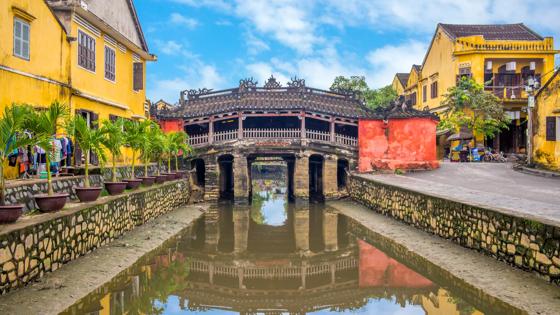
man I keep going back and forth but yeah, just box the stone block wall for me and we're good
[348,175,560,284]
[5,176,104,212]
[0,180,190,294]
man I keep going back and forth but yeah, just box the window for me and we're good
[104,46,116,81]
[546,117,557,141]
[410,92,417,106]
[78,30,96,71]
[422,85,427,103]
[13,18,30,60]
[133,62,143,91]
[430,81,438,99]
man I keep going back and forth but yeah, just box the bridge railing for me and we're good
[187,128,357,148]
[243,128,300,139]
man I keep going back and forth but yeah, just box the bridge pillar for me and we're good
[233,153,250,202]
[323,210,338,252]
[233,209,249,253]
[323,154,339,199]
[204,158,219,201]
[293,208,310,252]
[204,211,220,251]
[294,153,309,199]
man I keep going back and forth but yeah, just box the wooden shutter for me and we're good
[546,117,557,141]
[133,62,143,91]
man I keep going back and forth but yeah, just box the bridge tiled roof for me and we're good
[159,77,438,120]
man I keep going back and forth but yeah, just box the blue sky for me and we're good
[135,0,560,103]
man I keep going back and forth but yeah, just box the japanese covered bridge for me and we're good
[156,76,438,202]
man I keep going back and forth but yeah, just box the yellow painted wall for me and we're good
[392,75,405,96]
[421,288,484,315]
[69,20,147,121]
[0,0,71,108]
[534,72,560,169]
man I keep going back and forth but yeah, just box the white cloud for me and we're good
[234,1,320,54]
[245,32,270,55]
[154,40,183,56]
[170,13,199,29]
[366,40,429,87]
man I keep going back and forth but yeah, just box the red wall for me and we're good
[160,119,183,133]
[358,118,439,172]
[358,240,433,288]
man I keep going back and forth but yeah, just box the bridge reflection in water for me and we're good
[60,176,500,315]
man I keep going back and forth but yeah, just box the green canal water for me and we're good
[60,169,522,315]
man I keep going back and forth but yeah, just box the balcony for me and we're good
[187,128,358,148]
[484,86,528,100]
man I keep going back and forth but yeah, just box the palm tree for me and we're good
[169,131,192,173]
[138,120,157,178]
[100,118,125,182]
[66,115,106,187]
[149,126,166,176]
[25,101,70,195]
[0,104,34,206]
[123,119,144,179]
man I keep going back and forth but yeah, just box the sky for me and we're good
[134,0,560,104]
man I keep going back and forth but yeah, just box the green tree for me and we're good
[124,119,145,179]
[100,118,125,182]
[167,131,192,172]
[137,119,157,177]
[26,101,70,195]
[66,115,107,187]
[330,76,397,109]
[149,126,166,176]
[439,77,510,146]
[0,104,34,204]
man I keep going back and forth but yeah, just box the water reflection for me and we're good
[61,173,520,315]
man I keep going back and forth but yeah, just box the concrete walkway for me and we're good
[357,162,560,225]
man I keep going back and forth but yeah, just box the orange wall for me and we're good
[358,118,439,172]
[160,119,183,133]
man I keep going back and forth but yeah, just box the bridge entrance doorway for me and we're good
[218,155,234,200]
[248,155,294,203]
[309,154,324,201]
[191,158,205,187]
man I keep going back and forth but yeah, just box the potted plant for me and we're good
[169,131,192,179]
[162,132,177,180]
[26,101,70,212]
[150,126,168,184]
[66,115,107,202]
[122,120,143,190]
[100,118,127,195]
[0,104,34,222]
[138,120,157,186]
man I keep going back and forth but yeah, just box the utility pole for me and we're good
[525,76,539,166]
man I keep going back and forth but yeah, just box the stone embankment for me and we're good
[0,179,190,294]
[348,174,560,284]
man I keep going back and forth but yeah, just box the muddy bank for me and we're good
[0,204,207,315]
[329,200,560,315]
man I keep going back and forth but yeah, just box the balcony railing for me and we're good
[484,86,527,100]
[187,128,357,148]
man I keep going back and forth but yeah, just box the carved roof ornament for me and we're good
[187,88,213,98]
[263,75,282,89]
[239,77,258,92]
[287,76,306,91]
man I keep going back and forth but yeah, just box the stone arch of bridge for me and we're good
[190,158,206,187]
[218,154,235,200]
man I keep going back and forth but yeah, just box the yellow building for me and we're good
[404,23,557,154]
[533,68,560,170]
[46,0,156,124]
[1,0,156,173]
[0,0,72,108]
[391,73,409,97]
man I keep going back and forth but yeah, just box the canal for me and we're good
[55,164,526,315]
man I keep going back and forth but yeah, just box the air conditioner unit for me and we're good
[530,61,536,70]
[80,1,88,10]
[486,61,492,71]
[506,61,516,71]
